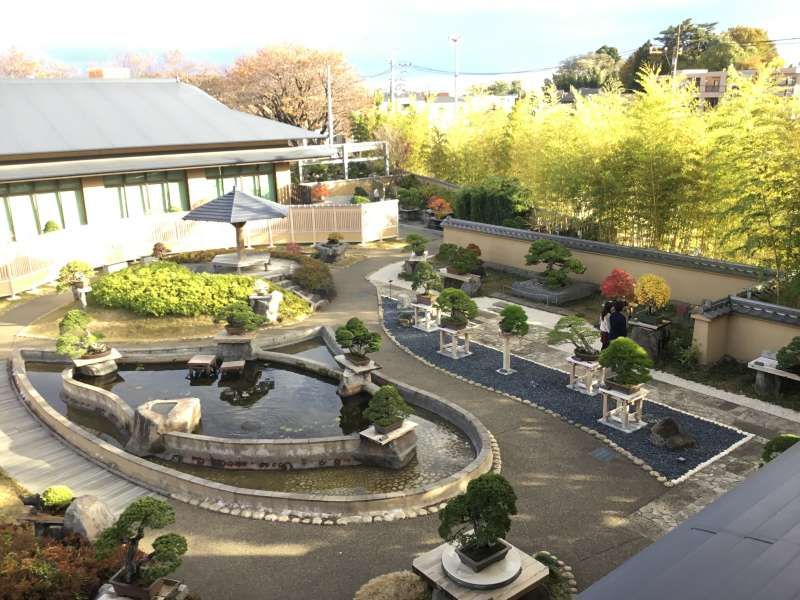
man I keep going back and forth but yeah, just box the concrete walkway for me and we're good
[0,290,73,358]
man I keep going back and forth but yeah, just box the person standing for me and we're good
[599,301,613,349]
[608,300,628,343]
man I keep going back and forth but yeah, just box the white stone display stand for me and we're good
[211,252,270,273]
[71,348,122,369]
[598,386,648,433]
[72,348,121,377]
[497,333,516,375]
[335,354,381,397]
[566,357,605,396]
[438,324,478,360]
[413,541,548,598]
[412,303,441,333]
[748,352,800,396]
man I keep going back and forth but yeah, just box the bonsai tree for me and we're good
[634,274,671,314]
[363,385,413,432]
[762,433,800,464]
[405,233,428,256]
[215,301,266,333]
[152,242,170,259]
[777,336,800,373]
[310,182,329,202]
[95,496,188,587]
[600,268,636,302]
[336,317,381,363]
[410,261,443,299]
[498,304,528,375]
[42,220,61,233]
[327,232,344,245]
[398,187,424,210]
[427,196,452,219]
[547,315,601,358]
[56,260,94,291]
[465,243,482,257]
[524,240,586,288]
[56,309,108,359]
[449,247,482,275]
[40,485,74,514]
[435,288,478,329]
[436,243,460,264]
[438,473,518,566]
[598,337,653,389]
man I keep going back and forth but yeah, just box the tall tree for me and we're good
[620,42,662,90]
[596,45,621,62]
[0,47,72,78]
[657,19,719,70]
[726,26,779,69]
[552,52,620,91]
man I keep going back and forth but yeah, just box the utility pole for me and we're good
[450,35,461,108]
[326,64,334,145]
[389,57,395,106]
[670,22,683,78]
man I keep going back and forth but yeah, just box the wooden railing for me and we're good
[0,201,398,297]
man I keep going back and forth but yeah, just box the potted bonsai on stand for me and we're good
[56,309,110,359]
[438,473,518,572]
[96,496,188,600]
[410,261,443,305]
[598,337,653,394]
[57,260,95,307]
[425,196,453,230]
[498,304,528,375]
[317,231,347,263]
[336,317,381,366]
[547,315,601,361]
[363,384,413,434]
[524,240,586,288]
[215,301,266,335]
[629,273,672,359]
[435,288,477,330]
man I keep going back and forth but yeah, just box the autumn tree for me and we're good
[0,47,72,78]
[210,45,370,137]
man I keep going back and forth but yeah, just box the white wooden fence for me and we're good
[0,201,398,297]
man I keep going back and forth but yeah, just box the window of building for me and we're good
[103,171,189,218]
[0,179,87,242]
[204,164,276,201]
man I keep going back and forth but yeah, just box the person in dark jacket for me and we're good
[608,300,628,342]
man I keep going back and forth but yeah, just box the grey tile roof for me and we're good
[579,443,800,600]
[698,296,800,326]
[183,189,289,224]
[0,79,322,159]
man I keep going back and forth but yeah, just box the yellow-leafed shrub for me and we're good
[634,274,671,312]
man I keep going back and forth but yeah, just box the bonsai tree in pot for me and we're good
[777,336,800,374]
[363,384,413,434]
[547,315,601,361]
[448,247,482,275]
[405,233,428,257]
[42,220,61,233]
[498,304,528,375]
[56,309,109,359]
[524,240,586,288]
[310,182,329,203]
[598,337,653,393]
[410,261,443,305]
[427,196,452,220]
[151,242,170,259]
[435,288,477,330]
[633,274,671,323]
[215,301,266,335]
[326,231,344,246]
[336,317,381,365]
[96,496,188,600]
[600,268,636,302]
[438,473,518,572]
[57,260,94,292]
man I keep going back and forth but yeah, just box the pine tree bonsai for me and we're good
[448,247,482,275]
[524,240,586,288]
[438,473,518,572]
[498,304,528,375]
[363,385,413,433]
[599,337,653,392]
[215,301,266,334]
[336,318,381,365]
[435,288,478,329]
[405,234,428,257]
[777,336,800,373]
[410,261,443,303]
[96,497,188,592]
[547,315,601,360]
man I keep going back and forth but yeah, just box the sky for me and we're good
[2,0,799,92]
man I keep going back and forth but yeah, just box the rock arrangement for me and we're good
[534,550,579,598]
[650,417,696,450]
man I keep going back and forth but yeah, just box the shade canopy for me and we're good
[183,188,289,225]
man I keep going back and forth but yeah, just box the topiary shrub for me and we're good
[363,385,413,429]
[215,301,266,332]
[499,304,528,336]
[435,288,477,329]
[353,571,431,600]
[762,434,800,463]
[95,496,187,586]
[42,220,61,233]
[600,268,636,302]
[290,256,335,297]
[56,260,94,291]
[438,473,517,556]
[40,485,74,513]
[599,337,653,387]
[777,336,800,373]
[525,239,586,288]
[547,315,600,357]
[336,317,381,363]
[634,274,671,314]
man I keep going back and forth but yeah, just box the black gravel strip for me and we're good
[382,298,747,481]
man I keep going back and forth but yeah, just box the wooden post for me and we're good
[234,223,245,257]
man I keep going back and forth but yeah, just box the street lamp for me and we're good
[450,34,461,109]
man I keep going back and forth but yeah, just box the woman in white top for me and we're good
[599,301,613,349]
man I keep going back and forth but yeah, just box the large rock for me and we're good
[126,398,202,456]
[650,417,695,451]
[266,290,283,324]
[63,495,115,541]
[165,398,201,433]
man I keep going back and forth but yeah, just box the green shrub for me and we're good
[449,247,482,275]
[525,239,586,288]
[777,336,800,372]
[394,174,419,189]
[56,310,107,359]
[499,304,529,336]
[363,385,413,427]
[164,249,221,263]
[599,337,653,386]
[397,187,425,210]
[438,473,517,551]
[40,485,74,512]
[762,434,800,463]
[352,195,370,204]
[436,243,460,264]
[59,309,91,334]
[215,301,266,332]
[336,317,381,359]
[56,260,94,291]
[42,220,61,233]
[291,257,335,297]
[435,288,477,328]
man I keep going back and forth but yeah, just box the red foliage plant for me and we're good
[427,196,452,219]
[465,243,482,257]
[600,268,636,301]
[310,183,329,202]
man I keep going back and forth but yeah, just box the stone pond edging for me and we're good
[61,367,134,435]
[10,337,495,523]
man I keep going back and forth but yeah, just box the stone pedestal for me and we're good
[628,320,670,361]
[125,398,201,456]
[749,352,800,397]
[215,332,254,361]
[73,349,121,378]
[315,242,347,263]
[335,355,381,397]
[497,334,515,375]
[402,251,428,275]
[354,421,418,469]
[438,268,482,297]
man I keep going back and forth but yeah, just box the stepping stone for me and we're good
[220,360,246,374]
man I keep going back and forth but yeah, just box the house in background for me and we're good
[673,66,800,106]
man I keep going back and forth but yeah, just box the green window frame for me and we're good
[104,171,189,217]
[0,179,87,240]
[204,164,276,201]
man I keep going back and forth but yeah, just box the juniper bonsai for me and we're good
[499,304,529,336]
[336,318,381,360]
[547,315,600,355]
[404,234,428,256]
[215,301,266,332]
[524,239,585,288]
[777,336,800,373]
[363,385,413,428]
[56,309,108,359]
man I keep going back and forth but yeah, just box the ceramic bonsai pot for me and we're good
[374,420,404,435]
[416,294,433,306]
[225,325,247,336]
[80,348,111,360]
[573,350,600,362]
[604,379,643,394]
[456,538,512,573]
[109,569,150,600]
[442,317,467,330]
[346,353,371,366]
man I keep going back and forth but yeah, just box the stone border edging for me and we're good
[11,344,495,524]
[374,290,753,488]
[61,366,134,434]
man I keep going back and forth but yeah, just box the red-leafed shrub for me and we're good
[427,196,452,219]
[600,269,636,301]
[310,183,330,202]
[466,243,482,257]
